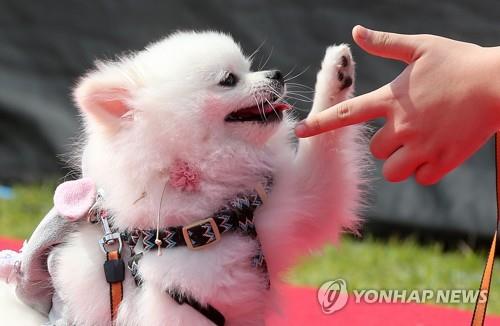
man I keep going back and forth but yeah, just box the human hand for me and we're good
[295,25,500,185]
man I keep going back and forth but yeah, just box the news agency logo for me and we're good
[317,278,488,315]
[317,278,349,314]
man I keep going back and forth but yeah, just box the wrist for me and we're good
[478,46,500,131]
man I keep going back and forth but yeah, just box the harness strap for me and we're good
[106,250,124,322]
[471,133,500,326]
[121,182,270,253]
[168,289,225,326]
[94,178,272,324]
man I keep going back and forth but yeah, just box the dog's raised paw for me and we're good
[337,56,353,90]
[320,44,355,94]
[311,44,355,112]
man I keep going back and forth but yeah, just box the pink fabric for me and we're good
[0,249,20,281]
[168,160,200,192]
[53,178,96,221]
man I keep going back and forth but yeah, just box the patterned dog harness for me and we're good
[88,177,273,326]
[0,177,272,325]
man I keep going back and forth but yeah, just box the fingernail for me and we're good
[295,121,307,137]
[355,25,369,40]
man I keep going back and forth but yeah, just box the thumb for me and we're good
[352,25,421,63]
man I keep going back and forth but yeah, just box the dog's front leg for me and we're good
[292,44,365,242]
[257,45,366,278]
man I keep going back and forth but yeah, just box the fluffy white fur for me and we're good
[0,283,46,325]
[1,31,367,325]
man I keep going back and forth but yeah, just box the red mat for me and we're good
[2,237,500,325]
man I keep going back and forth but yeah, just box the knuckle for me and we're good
[434,148,453,165]
[393,125,412,141]
[336,103,351,120]
[385,169,406,183]
[415,173,431,185]
[382,163,397,182]
[377,32,392,47]
[370,141,387,160]
[370,127,399,160]
[379,85,398,112]
[415,167,436,186]
[309,117,322,133]
[382,154,413,183]
[418,34,438,42]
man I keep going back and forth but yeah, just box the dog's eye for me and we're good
[219,72,238,87]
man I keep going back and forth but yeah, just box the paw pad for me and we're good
[319,44,355,104]
[337,68,353,90]
[341,76,353,90]
[341,55,349,68]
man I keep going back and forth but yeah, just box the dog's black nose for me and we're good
[267,70,284,85]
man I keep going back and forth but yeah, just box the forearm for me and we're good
[483,46,500,130]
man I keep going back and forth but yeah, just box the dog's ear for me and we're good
[73,61,136,132]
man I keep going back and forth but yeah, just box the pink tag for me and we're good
[168,160,201,192]
[54,178,97,221]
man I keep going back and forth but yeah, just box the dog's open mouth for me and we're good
[225,101,291,123]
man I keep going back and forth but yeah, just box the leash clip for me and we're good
[99,215,123,255]
[91,189,122,255]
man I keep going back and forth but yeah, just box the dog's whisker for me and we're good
[267,86,311,104]
[248,40,266,63]
[292,108,310,114]
[268,89,285,103]
[283,93,313,103]
[265,98,281,121]
[283,65,297,79]
[287,85,314,93]
[285,91,313,102]
[252,93,266,122]
[287,90,312,97]
[286,97,312,103]
[286,82,314,90]
[286,89,315,94]
[284,66,310,82]
[286,93,313,101]
[258,47,274,70]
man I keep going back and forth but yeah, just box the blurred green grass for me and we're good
[0,181,55,238]
[0,182,499,314]
[288,237,500,313]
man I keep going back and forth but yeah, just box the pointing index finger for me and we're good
[295,88,389,137]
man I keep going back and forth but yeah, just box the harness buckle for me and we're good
[182,217,221,250]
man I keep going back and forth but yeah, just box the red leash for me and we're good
[105,250,124,321]
[471,132,500,325]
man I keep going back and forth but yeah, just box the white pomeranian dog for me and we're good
[0,31,366,325]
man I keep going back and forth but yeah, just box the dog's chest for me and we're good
[51,224,267,325]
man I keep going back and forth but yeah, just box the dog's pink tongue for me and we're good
[272,102,291,111]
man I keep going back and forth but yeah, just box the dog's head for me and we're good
[74,32,292,218]
[75,31,289,151]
